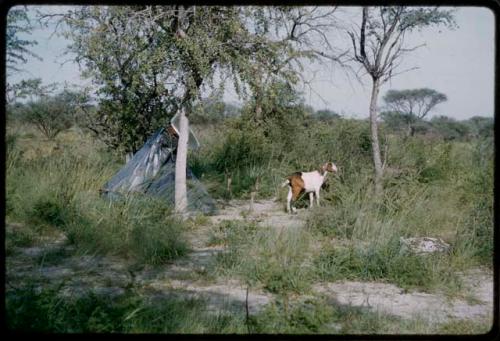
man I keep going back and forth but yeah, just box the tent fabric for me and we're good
[102,128,217,215]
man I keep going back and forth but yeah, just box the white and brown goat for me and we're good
[282,162,338,213]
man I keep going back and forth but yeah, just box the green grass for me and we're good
[6,117,493,334]
[213,221,317,295]
[63,193,188,264]
[250,296,493,334]
[6,126,188,265]
[314,238,462,294]
[7,283,491,334]
[5,284,247,333]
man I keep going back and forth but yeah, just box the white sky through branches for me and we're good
[8,6,494,120]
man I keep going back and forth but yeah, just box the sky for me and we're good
[8,6,495,120]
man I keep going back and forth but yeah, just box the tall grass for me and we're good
[6,283,492,334]
[189,117,374,199]
[191,119,493,293]
[5,284,247,333]
[6,115,493,332]
[213,221,316,294]
[6,126,188,264]
[304,135,491,293]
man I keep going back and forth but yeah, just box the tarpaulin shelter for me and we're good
[101,114,217,215]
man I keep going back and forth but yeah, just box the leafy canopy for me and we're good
[383,88,447,121]
[56,6,327,153]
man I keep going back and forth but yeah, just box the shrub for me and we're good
[6,128,187,265]
[62,194,188,264]
[5,284,246,333]
[314,237,461,293]
[20,95,74,140]
[214,221,316,294]
[31,198,74,227]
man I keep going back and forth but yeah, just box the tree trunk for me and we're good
[255,101,263,121]
[369,77,384,196]
[175,107,189,214]
[405,122,415,137]
[254,84,263,122]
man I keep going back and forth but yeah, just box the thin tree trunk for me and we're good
[175,107,189,214]
[369,77,384,196]
[405,121,416,137]
[255,101,262,121]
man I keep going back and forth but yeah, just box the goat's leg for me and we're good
[315,189,320,207]
[291,187,303,214]
[309,192,314,209]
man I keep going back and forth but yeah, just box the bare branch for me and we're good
[360,7,367,60]
[381,66,419,83]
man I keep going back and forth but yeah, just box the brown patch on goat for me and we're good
[287,172,305,200]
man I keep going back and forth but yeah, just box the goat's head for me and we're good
[321,162,338,174]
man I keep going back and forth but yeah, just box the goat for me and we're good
[281,162,337,213]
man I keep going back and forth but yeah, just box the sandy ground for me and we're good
[5,199,494,328]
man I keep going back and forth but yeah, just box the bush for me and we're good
[5,284,246,333]
[20,95,74,140]
[314,237,461,292]
[190,115,374,200]
[214,221,316,294]
[61,194,188,264]
[430,115,470,141]
[457,138,494,265]
[6,128,187,265]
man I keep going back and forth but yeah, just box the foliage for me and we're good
[314,238,461,292]
[430,115,470,141]
[190,98,241,125]
[63,194,188,264]
[347,6,456,194]
[56,6,330,154]
[5,98,493,333]
[459,138,494,264]
[6,128,187,265]
[312,109,341,122]
[6,78,58,104]
[5,285,246,333]
[213,221,316,294]
[384,88,447,118]
[464,116,494,139]
[6,6,41,75]
[20,93,75,139]
[58,6,179,154]
[383,88,447,136]
[6,283,491,334]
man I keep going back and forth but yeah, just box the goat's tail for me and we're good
[281,179,290,188]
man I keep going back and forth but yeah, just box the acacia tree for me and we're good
[7,6,41,74]
[49,5,346,214]
[147,6,343,213]
[52,5,345,214]
[51,6,180,156]
[383,88,447,136]
[241,7,345,122]
[347,7,455,195]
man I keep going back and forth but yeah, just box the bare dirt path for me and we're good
[6,199,494,328]
[313,271,493,324]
